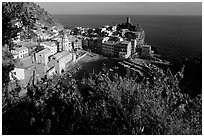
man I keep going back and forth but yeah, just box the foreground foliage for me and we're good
[2,65,202,135]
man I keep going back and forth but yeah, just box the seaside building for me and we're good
[140,45,152,57]
[82,37,89,50]
[124,30,145,48]
[115,41,132,59]
[101,41,116,56]
[130,39,137,55]
[101,40,132,59]
[95,37,104,54]
[73,38,82,50]
[121,29,129,37]
[88,38,95,51]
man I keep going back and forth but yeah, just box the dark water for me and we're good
[74,58,137,80]
[53,14,202,61]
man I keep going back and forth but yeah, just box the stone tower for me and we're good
[127,17,131,24]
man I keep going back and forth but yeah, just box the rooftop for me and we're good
[40,41,56,47]
[67,35,81,42]
[37,48,51,54]
[120,41,131,45]
[103,41,117,46]
[53,51,70,60]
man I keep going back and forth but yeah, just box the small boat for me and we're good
[109,69,113,71]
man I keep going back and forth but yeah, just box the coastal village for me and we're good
[10,17,163,92]
[3,2,202,135]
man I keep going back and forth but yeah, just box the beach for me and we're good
[77,51,107,63]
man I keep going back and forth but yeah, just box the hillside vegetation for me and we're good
[2,64,202,135]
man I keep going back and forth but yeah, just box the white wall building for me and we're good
[11,46,29,59]
[36,48,52,66]
[40,41,57,55]
[117,41,132,59]
[54,52,73,74]
[47,51,73,74]
[10,68,25,80]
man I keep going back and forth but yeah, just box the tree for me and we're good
[2,2,36,49]
[2,2,36,83]
[2,2,37,118]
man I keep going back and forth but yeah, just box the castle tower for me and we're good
[127,17,131,24]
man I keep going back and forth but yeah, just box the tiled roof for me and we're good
[53,51,70,60]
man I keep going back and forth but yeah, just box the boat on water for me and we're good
[109,69,113,71]
[118,62,130,68]
[123,64,130,68]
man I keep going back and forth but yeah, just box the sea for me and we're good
[52,14,202,77]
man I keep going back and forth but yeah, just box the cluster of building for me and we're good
[80,17,152,59]
[9,17,153,86]
[10,25,84,86]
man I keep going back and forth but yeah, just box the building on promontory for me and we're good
[101,39,132,59]
[140,45,152,58]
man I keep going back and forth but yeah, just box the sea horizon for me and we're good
[52,14,202,17]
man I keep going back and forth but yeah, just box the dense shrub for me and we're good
[2,65,202,135]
